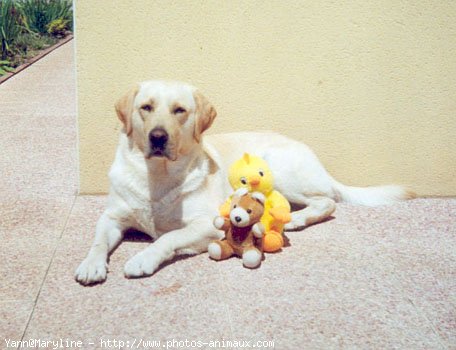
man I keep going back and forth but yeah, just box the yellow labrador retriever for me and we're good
[75,80,412,285]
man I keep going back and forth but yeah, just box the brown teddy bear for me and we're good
[208,188,265,268]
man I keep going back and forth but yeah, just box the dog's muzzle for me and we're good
[148,127,168,157]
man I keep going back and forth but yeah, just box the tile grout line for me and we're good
[18,195,78,348]
[406,296,449,349]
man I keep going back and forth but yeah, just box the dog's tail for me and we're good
[332,180,415,206]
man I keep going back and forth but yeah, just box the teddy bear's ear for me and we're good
[233,188,248,198]
[251,192,265,204]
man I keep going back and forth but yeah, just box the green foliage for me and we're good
[0,0,73,73]
[15,31,55,52]
[0,59,15,75]
[19,0,73,35]
[0,0,21,59]
[19,0,48,34]
[46,17,68,37]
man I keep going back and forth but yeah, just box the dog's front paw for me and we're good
[124,252,159,278]
[75,256,108,285]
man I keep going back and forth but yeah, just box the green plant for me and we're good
[0,0,21,59]
[19,0,73,35]
[15,31,56,52]
[0,59,14,75]
[46,0,73,31]
[46,17,68,37]
[19,0,52,34]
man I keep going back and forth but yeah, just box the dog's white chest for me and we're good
[127,191,184,236]
[149,197,185,233]
[111,142,216,236]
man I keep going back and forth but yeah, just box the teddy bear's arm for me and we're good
[252,222,265,238]
[213,216,231,232]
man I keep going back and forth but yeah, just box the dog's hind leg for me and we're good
[284,195,336,231]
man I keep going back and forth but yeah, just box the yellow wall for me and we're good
[75,0,456,195]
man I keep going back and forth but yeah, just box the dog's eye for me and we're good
[174,107,186,114]
[259,170,264,177]
[141,104,153,112]
[240,177,247,185]
[233,204,237,208]
[247,209,252,214]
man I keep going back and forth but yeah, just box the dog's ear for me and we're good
[115,86,139,136]
[193,90,217,142]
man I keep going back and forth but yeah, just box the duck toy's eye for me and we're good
[259,170,264,177]
[240,177,247,185]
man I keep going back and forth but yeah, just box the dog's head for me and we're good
[115,80,217,161]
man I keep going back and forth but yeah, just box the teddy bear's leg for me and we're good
[208,240,234,261]
[263,230,284,253]
[242,247,262,268]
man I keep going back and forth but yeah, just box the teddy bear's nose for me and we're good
[235,216,242,223]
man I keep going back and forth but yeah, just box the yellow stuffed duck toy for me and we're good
[220,153,291,253]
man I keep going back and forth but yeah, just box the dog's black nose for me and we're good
[149,128,168,150]
[235,216,242,223]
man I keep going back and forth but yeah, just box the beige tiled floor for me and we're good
[1,42,455,350]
